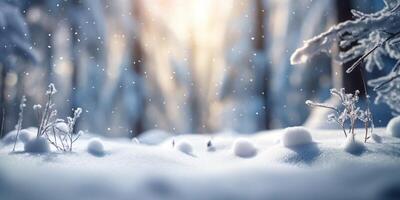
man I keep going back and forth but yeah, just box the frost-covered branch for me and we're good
[32,84,83,152]
[306,88,372,142]
[292,0,400,115]
[12,96,26,152]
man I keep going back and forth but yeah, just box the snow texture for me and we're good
[1,128,400,200]
[232,138,257,158]
[371,133,383,143]
[342,135,365,155]
[23,137,50,153]
[281,126,313,147]
[175,140,193,155]
[87,138,105,156]
[18,129,35,143]
[2,128,36,144]
[138,129,171,145]
[386,116,400,137]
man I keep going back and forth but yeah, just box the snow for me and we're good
[2,127,36,145]
[281,126,313,147]
[371,133,383,143]
[232,138,257,158]
[342,135,365,155]
[175,140,193,155]
[23,137,50,153]
[1,128,400,200]
[87,138,105,156]
[386,116,400,137]
[18,129,36,143]
[138,129,171,145]
[55,122,69,134]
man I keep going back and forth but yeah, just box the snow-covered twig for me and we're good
[292,0,400,115]
[32,84,83,152]
[306,88,372,142]
[12,96,26,152]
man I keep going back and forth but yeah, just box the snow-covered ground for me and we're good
[1,127,400,200]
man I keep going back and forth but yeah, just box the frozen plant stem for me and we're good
[13,96,26,152]
[306,88,370,141]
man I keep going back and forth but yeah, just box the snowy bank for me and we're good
[1,128,400,200]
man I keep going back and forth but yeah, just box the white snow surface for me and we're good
[386,116,400,138]
[232,138,257,158]
[175,140,193,155]
[281,126,313,147]
[87,138,105,156]
[1,128,400,200]
[342,136,365,155]
[2,127,36,144]
[23,137,50,153]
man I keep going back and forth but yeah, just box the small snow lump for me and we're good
[342,136,365,155]
[233,138,257,158]
[24,137,50,153]
[87,138,105,156]
[176,140,193,155]
[386,116,400,138]
[281,126,313,147]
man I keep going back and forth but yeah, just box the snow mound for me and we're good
[2,128,36,144]
[386,116,400,138]
[176,140,193,155]
[232,138,257,158]
[55,122,69,134]
[342,136,365,155]
[24,137,50,153]
[19,129,36,143]
[281,127,313,147]
[138,129,170,145]
[87,138,105,156]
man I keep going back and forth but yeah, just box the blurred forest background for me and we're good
[0,0,394,137]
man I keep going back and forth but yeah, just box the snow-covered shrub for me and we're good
[386,116,400,137]
[306,88,372,142]
[87,138,105,156]
[281,127,313,147]
[232,138,257,158]
[175,140,193,155]
[33,84,83,152]
[34,83,58,138]
[12,96,26,152]
[291,0,400,114]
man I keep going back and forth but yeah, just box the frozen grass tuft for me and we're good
[232,138,257,158]
[281,127,313,147]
